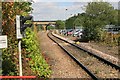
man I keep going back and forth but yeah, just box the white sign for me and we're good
[0,35,7,48]
[16,15,23,39]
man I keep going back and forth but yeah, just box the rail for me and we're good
[47,32,98,80]
[52,32,120,71]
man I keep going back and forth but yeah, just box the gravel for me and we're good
[37,31,90,78]
[56,33,119,65]
[52,32,119,78]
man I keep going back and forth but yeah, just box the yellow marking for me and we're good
[76,41,80,44]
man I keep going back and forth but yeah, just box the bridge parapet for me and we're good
[33,21,56,31]
[33,21,56,25]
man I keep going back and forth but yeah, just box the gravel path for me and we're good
[37,31,89,78]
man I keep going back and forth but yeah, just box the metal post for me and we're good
[18,40,22,77]
[0,2,2,76]
[0,28,2,75]
[0,40,1,71]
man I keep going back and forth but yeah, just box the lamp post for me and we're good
[64,8,68,30]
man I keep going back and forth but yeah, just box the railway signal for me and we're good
[16,15,33,77]
[16,15,33,39]
[20,15,33,34]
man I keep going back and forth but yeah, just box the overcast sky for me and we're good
[31,0,119,21]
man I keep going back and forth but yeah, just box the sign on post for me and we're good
[16,15,23,39]
[0,35,7,48]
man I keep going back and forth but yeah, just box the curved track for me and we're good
[47,31,119,79]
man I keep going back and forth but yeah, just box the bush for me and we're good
[2,35,18,76]
[47,26,54,30]
[22,28,51,78]
[102,32,120,46]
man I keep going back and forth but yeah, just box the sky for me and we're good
[31,0,120,21]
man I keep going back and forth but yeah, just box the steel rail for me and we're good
[51,32,120,71]
[47,32,98,80]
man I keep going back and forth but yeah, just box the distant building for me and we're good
[104,25,120,34]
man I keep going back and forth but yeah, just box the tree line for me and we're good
[56,2,119,42]
[2,2,51,77]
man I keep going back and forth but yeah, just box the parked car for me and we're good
[66,29,73,36]
[73,29,83,37]
[59,30,63,34]
[67,29,73,35]
[62,30,68,35]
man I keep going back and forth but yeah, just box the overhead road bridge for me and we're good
[33,21,56,30]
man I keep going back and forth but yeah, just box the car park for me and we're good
[59,29,67,35]
[59,28,83,37]
[73,29,83,37]
[67,29,73,36]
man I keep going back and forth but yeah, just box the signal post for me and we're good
[16,15,33,77]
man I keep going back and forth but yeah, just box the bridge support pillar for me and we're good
[33,24,38,33]
[42,25,47,31]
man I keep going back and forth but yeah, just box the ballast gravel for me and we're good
[38,31,90,78]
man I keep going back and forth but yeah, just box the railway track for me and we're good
[47,31,119,79]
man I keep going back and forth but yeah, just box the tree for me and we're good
[82,2,115,41]
[56,20,65,29]
[2,2,32,75]
[73,17,81,29]
[119,1,120,26]
[118,10,120,26]
[65,15,77,29]
[0,2,1,34]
